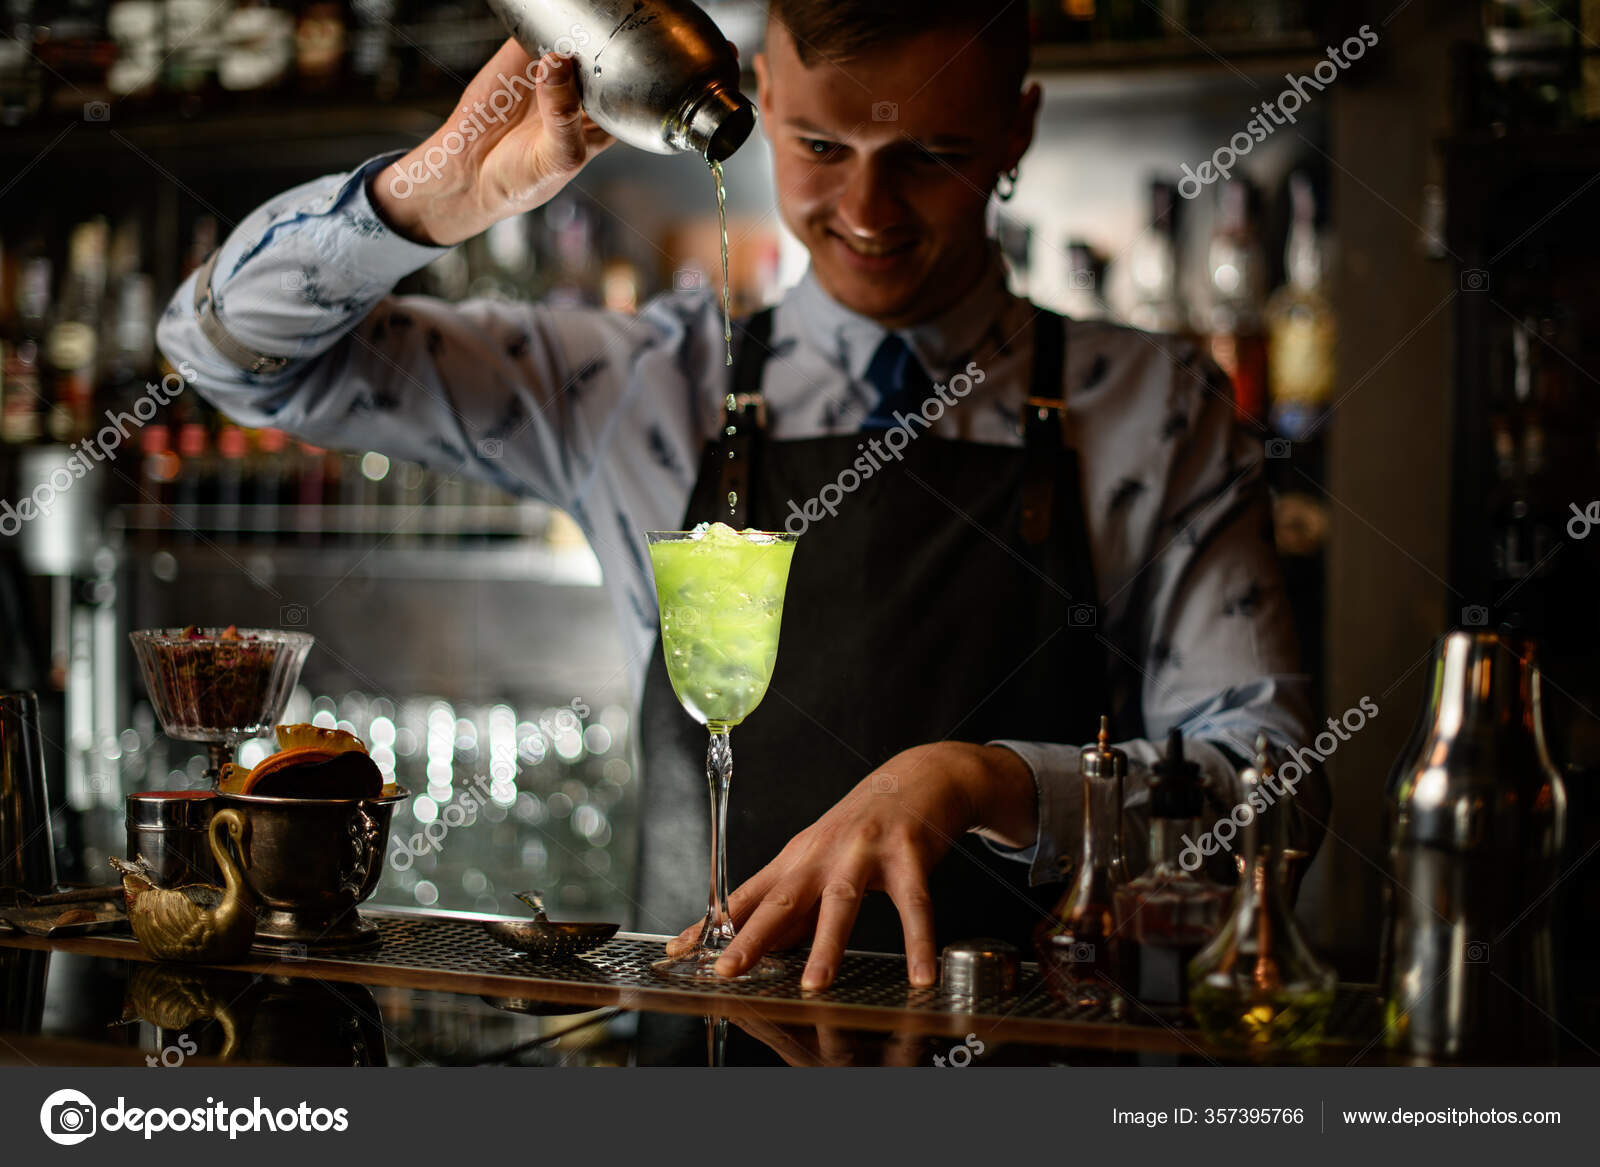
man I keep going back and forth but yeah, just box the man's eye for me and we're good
[800,137,843,159]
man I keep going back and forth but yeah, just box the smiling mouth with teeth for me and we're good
[831,232,917,258]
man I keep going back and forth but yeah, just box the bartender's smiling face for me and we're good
[754,22,1040,329]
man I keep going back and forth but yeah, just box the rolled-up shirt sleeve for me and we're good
[987,349,1328,886]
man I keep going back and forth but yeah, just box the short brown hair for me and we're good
[767,0,1031,96]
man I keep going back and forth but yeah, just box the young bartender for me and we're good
[156,0,1328,991]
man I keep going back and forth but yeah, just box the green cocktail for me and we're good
[650,524,796,728]
[646,523,798,980]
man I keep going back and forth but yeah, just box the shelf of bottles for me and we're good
[0,0,509,132]
[1462,0,1600,133]
[1027,1,1321,70]
[0,0,1334,138]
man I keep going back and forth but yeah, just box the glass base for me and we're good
[651,948,787,982]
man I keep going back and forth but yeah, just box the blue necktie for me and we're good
[860,334,934,430]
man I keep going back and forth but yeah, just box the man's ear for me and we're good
[753,51,772,126]
[1003,81,1042,173]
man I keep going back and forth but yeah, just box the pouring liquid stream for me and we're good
[711,158,732,367]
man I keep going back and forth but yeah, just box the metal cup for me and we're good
[0,691,56,894]
[217,787,407,952]
[125,791,219,887]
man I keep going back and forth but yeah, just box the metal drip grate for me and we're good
[294,913,1382,1042]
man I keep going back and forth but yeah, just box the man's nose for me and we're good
[834,160,904,237]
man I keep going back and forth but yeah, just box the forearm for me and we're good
[155,151,450,391]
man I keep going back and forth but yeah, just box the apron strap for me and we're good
[1021,309,1068,545]
[715,306,1068,540]
[717,307,775,530]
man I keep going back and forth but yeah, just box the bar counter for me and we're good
[0,906,1482,1068]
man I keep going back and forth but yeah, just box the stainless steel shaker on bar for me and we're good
[1382,631,1567,1062]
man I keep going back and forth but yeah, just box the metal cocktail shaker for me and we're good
[0,691,57,894]
[483,0,756,161]
[1381,631,1566,1061]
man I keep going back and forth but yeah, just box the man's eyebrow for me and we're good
[784,118,839,136]
[783,118,976,150]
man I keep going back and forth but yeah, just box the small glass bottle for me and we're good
[1034,716,1128,1011]
[1190,735,1336,1051]
[1265,172,1336,443]
[1113,728,1230,1020]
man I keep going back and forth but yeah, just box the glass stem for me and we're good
[699,724,736,952]
[205,743,232,788]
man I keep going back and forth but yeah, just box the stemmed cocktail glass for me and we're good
[130,628,313,786]
[647,524,797,981]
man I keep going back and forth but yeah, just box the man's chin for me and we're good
[812,267,930,326]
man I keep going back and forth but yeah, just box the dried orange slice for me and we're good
[243,747,382,799]
[274,724,369,755]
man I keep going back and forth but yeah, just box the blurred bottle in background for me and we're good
[1265,172,1335,442]
[217,0,296,94]
[47,218,109,443]
[1201,179,1268,426]
[1124,178,1190,338]
[2,252,52,445]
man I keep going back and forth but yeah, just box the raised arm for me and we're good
[154,41,658,514]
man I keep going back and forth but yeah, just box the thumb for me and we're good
[534,52,589,169]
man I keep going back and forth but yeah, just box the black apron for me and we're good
[635,307,1107,953]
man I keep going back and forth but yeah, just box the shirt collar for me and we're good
[783,244,1014,383]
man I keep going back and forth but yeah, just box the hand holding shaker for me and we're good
[483,0,757,161]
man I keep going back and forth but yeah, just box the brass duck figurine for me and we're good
[110,808,255,963]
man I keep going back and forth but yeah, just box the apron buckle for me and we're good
[724,392,768,431]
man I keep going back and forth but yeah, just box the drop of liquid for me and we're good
[727,490,738,515]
